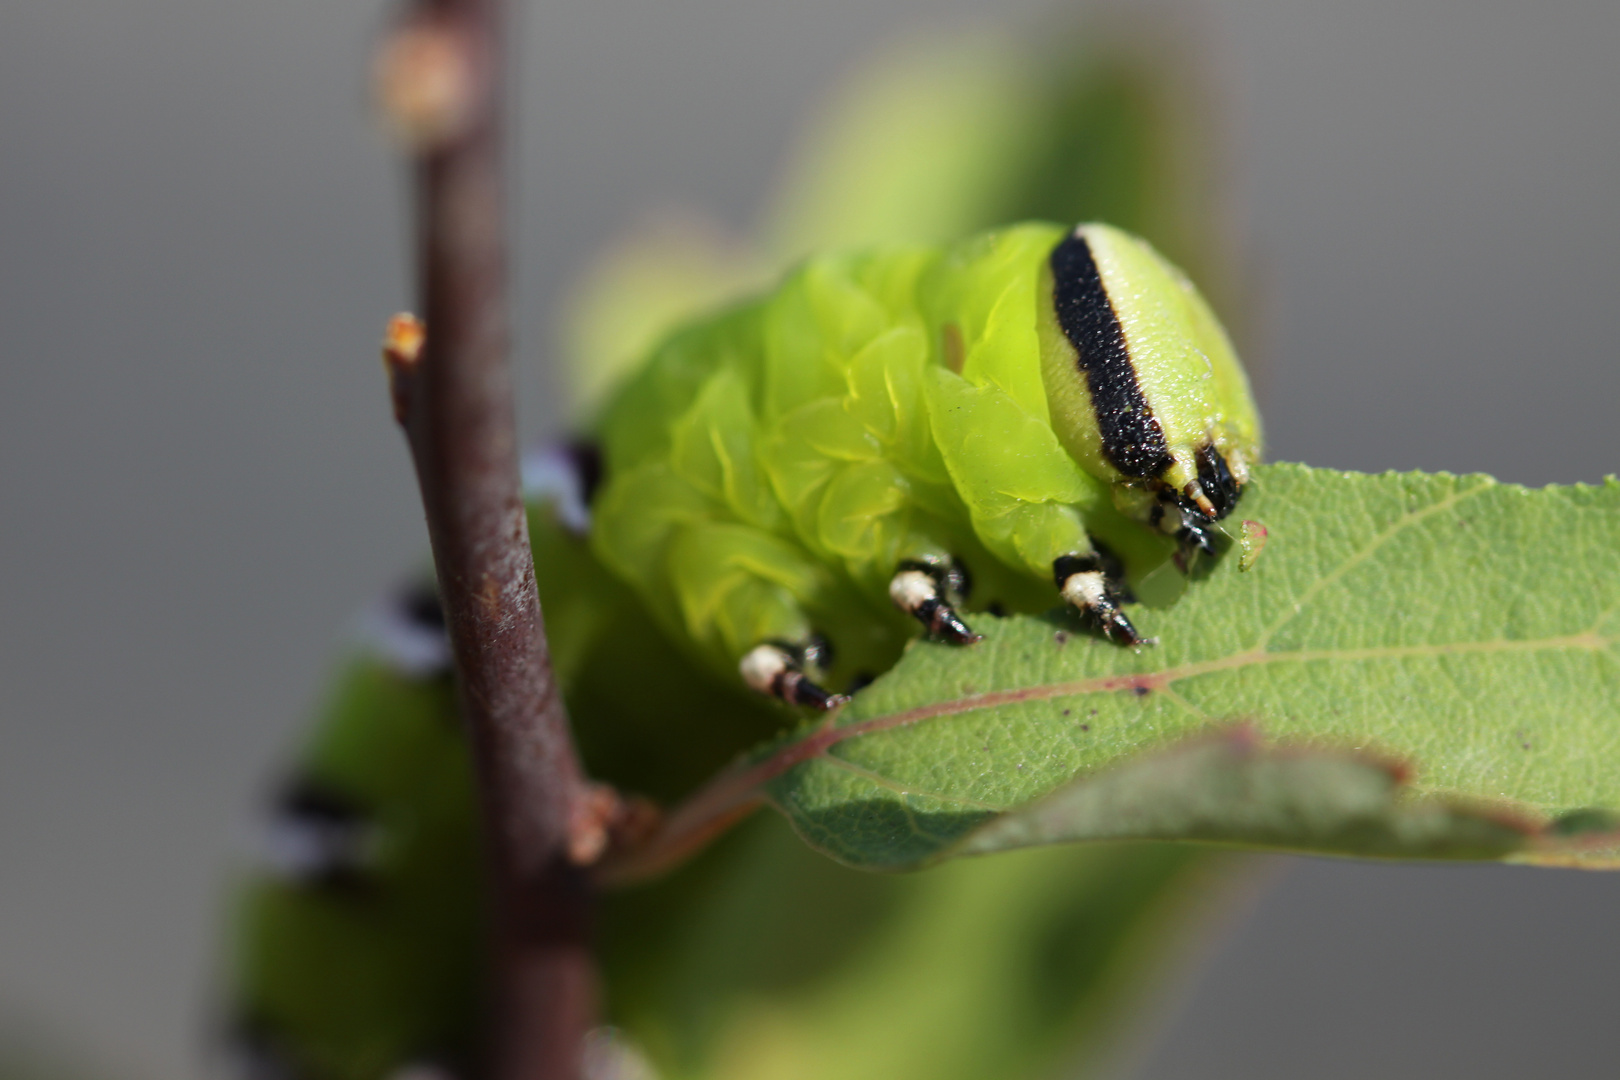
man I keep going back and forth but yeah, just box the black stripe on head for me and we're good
[1049,231,1173,479]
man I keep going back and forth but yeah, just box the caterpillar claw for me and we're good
[1090,599,1153,647]
[889,562,983,644]
[925,600,982,645]
[739,643,848,710]
[783,671,848,711]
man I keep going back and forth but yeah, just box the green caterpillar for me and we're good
[227,30,1252,1079]
[227,220,1255,1078]
[587,220,1258,707]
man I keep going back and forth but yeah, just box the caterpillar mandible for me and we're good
[583,220,1260,708]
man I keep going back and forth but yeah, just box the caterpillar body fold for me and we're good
[585,221,1260,706]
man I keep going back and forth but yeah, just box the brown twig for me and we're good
[376,2,596,1077]
[592,721,849,889]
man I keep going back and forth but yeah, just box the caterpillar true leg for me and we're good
[263,778,379,889]
[1053,552,1151,647]
[739,640,848,710]
[1112,483,1220,567]
[888,558,982,644]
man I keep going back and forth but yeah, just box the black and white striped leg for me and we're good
[1053,553,1152,647]
[739,641,847,710]
[889,559,982,644]
[519,438,603,537]
[263,777,379,889]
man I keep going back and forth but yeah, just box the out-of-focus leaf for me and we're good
[558,20,1238,427]
[764,33,1045,258]
[601,815,1238,1080]
[558,214,768,422]
[765,22,1225,288]
[753,464,1620,870]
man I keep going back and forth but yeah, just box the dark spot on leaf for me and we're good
[1080,724,1090,732]
[1061,708,1071,716]
[1053,630,1069,646]
[1133,685,1150,697]
[1548,808,1620,837]
[1383,758,1415,785]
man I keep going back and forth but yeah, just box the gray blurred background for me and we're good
[2,0,1618,1077]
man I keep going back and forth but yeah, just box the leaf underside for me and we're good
[755,463,1620,871]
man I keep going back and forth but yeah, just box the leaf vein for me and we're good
[819,751,1009,812]
[1251,479,1495,650]
[835,630,1611,748]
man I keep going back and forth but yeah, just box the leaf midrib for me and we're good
[804,628,1614,808]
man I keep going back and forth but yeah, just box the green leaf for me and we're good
[601,815,1235,1080]
[756,463,1620,870]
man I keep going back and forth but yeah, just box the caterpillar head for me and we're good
[1038,222,1260,524]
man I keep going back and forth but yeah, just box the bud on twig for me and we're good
[566,785,662,867]
[382,312,426,426]
[374,16,482,152]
